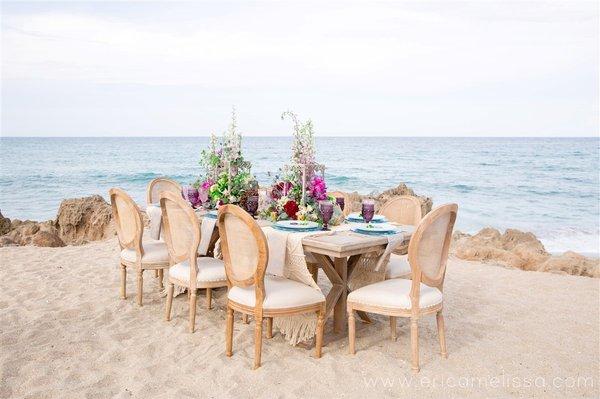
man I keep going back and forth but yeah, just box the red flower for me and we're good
[283,200,299,220]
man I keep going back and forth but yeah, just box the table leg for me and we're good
[345,254,373,324]
[333,257,348,333]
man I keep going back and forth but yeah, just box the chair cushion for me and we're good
[120,239,169,264]
[228,275,325,309]
[169,257,227,283]
[385,254,412,279]
[348,279,442,310]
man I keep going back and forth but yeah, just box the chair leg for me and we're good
[436,311,448,358]
[189,291,198,333]
[165,283,174,321]
[206,288,212,309]
[120,263,127,299]
[266,317,273,339]
[154,269,159,278]
[253,314,263,369]
[226,306,234,357]
[390,316,397,341]
[136,269,143,306]
[410,318,419,372]
[348,309,356,355]
[242,314,249,324]
[157,269,164,290]
[315,305,325,358]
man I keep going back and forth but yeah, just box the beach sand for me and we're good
[1,236,598,398]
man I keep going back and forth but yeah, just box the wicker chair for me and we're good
[380,195,424,271]
[109,188,170,306]
[160,191,227,333]
[347,203,458,372]
[218,204,326,369]
[147,177,182,206]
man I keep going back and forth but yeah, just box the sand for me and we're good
[1,237,598,398]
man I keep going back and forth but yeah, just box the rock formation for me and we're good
[342,183,433,216]
[54,195,115,245]
[0,211,11,235]
[1,220,65,247]
[452,228,599,278]
[0,195,115,247]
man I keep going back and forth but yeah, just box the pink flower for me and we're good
[201,179,214,190]
[309,176,327,201]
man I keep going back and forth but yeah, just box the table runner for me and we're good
[261,226,334,345]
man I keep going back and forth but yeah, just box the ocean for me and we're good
[1,137,598,255]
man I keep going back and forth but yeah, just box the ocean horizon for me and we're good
[1,136,598,255]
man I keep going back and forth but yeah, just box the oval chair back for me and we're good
[147,177,182,206]
[379,195,423,226]
[109,188,143,254]
[217,205,268,297]
[159,191,200,286]
[407,203,458,306]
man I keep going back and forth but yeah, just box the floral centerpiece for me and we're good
[193,109,258,208]
[261,111,338,223]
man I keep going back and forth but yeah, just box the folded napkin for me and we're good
[145,204,163,240]
[198,216,217,255]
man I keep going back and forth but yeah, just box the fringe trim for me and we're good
[274,314,318,346]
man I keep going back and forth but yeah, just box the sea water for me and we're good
[1,137,598,255]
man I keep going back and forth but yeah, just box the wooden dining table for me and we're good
[302,230,412,333]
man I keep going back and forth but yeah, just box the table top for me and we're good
[302,227,413,257]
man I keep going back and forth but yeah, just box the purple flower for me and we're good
[201,179,214,190]
[308,176,327,201]
[182,186,201,208]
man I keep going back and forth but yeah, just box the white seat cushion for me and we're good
[228,275,325,309]
[348,279,442,310]
[120,239,169,264]
[169,257,227,283]
[385,254,412,279]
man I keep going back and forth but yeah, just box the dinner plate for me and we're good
[204,210,218,219]
[346,213,387,223]
[351,223,400,235]
[274,220,320,231]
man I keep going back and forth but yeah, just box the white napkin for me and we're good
[263,226,292,276]
[374,231,406,271]
[145,204,163,240]
[198,216,217,255]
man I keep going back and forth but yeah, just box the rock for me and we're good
[537,251,599,278]
[0,236,16,247]
[1,220,65,247]
[0,211,11,235]
[55,195,115,245]
[452,228,599,278]
[342,183,433,216]
[32,230,65,247]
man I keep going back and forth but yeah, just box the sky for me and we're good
[1,0,598,137]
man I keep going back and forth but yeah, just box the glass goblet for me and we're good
[246,195,259,217]
[335,196,345,212]
[320,201,334,230]
[362,200,375,224]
